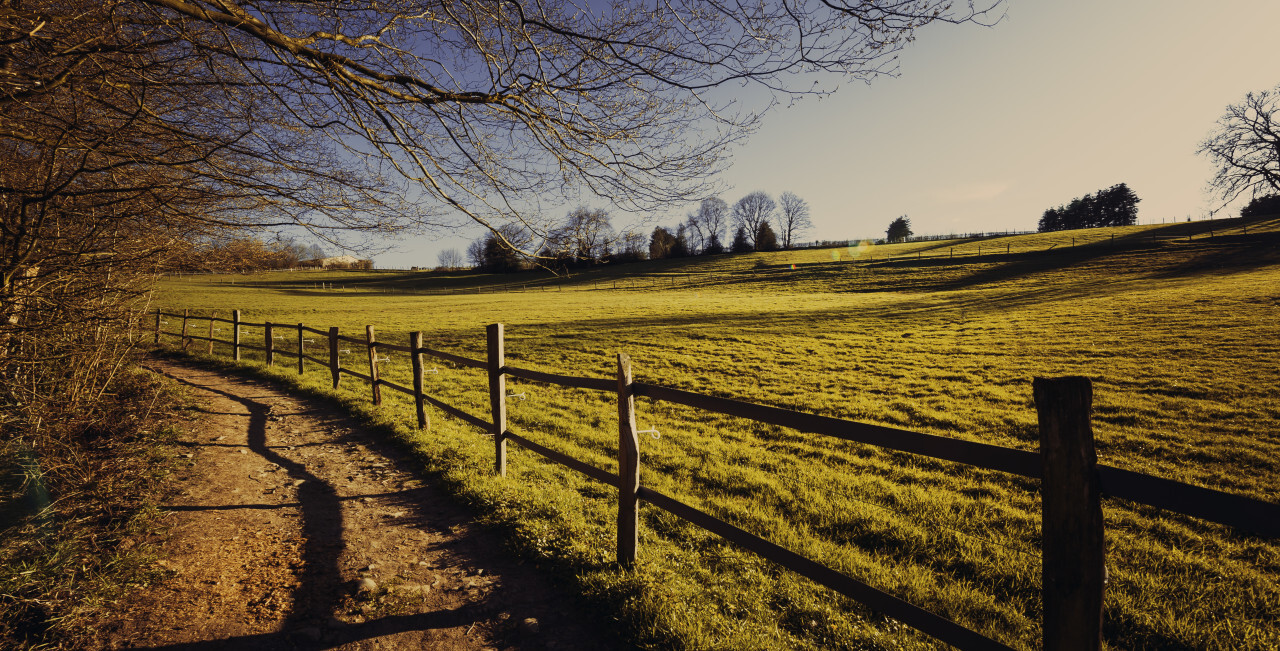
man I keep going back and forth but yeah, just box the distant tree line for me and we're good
[1038,183,1140,232]
[463,190,812,272]
[175,237,330,272]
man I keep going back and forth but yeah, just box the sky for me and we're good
[373,0,1280,269]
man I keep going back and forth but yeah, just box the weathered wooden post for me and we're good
[154,309,162,344]
[410,331,428,429]
[616,353,640,567]
[487,323,507,476]
[328,326,340,388]
[1034,376,1105,651]
[265,322,274,367]
[232,310,241,361]
[181,309,190,350]
[207,312,216,354]
[297,323,305,374]
[365,325,382,406]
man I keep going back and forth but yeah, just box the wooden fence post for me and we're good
[232,310,241,361]
[265,322,274,366]
[487,323,507,476]
[410,331,428,429]
[297,323,304,374]
[328,327,340,389]
[365,325,382,406]
[616,352,640,567]
[1034,376,1105,651]
[207,312,215,354]
[154,309,162,344]
[181,309,190,350]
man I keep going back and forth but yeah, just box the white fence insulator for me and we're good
[637,428,660,440]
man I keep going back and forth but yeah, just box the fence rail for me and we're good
[152,308,1280,650]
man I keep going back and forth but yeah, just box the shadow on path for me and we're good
[140,367,494,650]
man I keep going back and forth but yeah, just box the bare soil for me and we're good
[95,358,609,650]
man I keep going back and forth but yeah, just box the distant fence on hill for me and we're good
[168,217,1267,297]
[152,308,1279,650]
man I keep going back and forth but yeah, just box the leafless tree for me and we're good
[1,0,1003,442]
[1200,85,1280,208]
[469,222,534,272]
[778,192,814,248]
[117,0,1001,252]
[732,192,777,248]
[684,197,729,254]
[615,231,648,263]
[466,239,487,268]
[544,207,615,265]
[437,248,464,269]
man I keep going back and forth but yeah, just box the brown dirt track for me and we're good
[95,358,607,650]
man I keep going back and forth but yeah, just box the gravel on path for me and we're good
[95,358,606,651]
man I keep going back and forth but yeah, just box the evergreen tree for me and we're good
[885,216,912,243]
[1038,183,1139,232]
[755,221,779,251]
[730,226,753,253]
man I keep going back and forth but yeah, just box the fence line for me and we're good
[153,309,1279,650]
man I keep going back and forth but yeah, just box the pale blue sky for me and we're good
[374,0,1280,268]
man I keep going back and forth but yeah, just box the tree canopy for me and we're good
[732,192,777,248]
[886,216,912,243]
[1,0,1003,427]
[1037,184,1140,232]
[14,0,997,249]
[777,192,813,249]
[1240,194,1280,219]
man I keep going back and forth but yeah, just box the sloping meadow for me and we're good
[159,228,1280,649]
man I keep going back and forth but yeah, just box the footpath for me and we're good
[96,358,605,650]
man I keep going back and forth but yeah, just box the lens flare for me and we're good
[847,240,873,259]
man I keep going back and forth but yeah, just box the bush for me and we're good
[0,366,188,649]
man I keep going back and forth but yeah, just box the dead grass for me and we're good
[0,366,192,649]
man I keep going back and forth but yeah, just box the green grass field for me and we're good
[157,218,1280,650]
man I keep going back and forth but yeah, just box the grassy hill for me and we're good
[157,216,1280,650]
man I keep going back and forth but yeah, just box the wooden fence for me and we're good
[153,308,1279,651]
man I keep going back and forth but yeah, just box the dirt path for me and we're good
[97,358,605,650]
